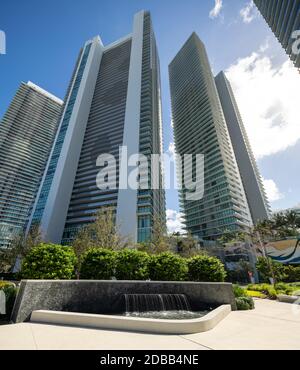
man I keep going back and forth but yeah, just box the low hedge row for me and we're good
[20,244,227,282]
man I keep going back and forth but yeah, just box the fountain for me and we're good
[14,281,234,333]
[124,293,191,312]
[122,293,210,320]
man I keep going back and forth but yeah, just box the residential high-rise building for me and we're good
[169,33,252,241]
[254,0,300,71]
[215,71,270,223]
[28,11,165,244]
[0,82,62,247]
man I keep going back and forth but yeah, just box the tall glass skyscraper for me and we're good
[0,82,62,247]
[215,71,270,224]
[254,0,300,71]
[28,11,165,244]
[169,33,252,241]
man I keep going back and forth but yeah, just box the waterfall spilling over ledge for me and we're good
[124,293,191,312]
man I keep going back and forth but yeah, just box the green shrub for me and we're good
[256,257,287,283]
[236,296,255,311]
[21,243,77,280]
[274,282,293,295]
[233,285,248,298]
[246,290,267,299]
[247,283,277,299]
[0,281,13,290]
[80,248,116,280]
[115,249,150,280]
[187,255,226,282]
[149,252,188,281]
[282,265,300,283]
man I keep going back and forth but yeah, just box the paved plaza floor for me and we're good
[1,300,299,350]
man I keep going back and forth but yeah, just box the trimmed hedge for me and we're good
[80,248,116,280]
[149,252,188,281]
[21,243,77,280]
[187,255,227,282]
[115,249,150,280]
[18,244,229,284]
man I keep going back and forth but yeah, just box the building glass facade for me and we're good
[254,0,300,71]
[28,11,166,245]
[0,82,62,247]
[30,44,91,227]
[215,71,270,224]
[169,33,252,241]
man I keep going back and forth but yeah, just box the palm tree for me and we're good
[285,211,299,232]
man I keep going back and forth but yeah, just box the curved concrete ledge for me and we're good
[277,295,300,304]
[30,305,231,335]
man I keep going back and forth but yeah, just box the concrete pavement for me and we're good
[1,300,299,350]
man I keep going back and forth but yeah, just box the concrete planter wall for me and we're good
[11,280,236,323]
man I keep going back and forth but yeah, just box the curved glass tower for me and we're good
[169,33,252,241]
[215,71,270,223]
[254,0,300,71]
[28,11,165,244]
[0,82,62,247]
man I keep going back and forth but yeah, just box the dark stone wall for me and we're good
[11,280,236,323]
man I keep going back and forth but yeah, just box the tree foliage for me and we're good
[148,252,188,281]
[72,208,129,253]
[115,249,150,280]
[255,256,287,283]
[80,248,116,280]
[21,243,77,280]
[0,225,42,273]
[187,255,227,282]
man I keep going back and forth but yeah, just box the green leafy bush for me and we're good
[236,296,255,310]
[282,265,300,283]
[80,248,116,280]
[256,257,287,283]
[0,281,13,290]
[187,255,227,282]
[274,282,294,295]
[149,252,188,281]
[246,290,267,299]
[233,285,248,298]
[247,283,277,299]
[115,249,150,280]
[21,243,77,280]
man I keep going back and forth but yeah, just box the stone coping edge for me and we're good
[30,305,231,335]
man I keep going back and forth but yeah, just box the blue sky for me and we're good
[1,0,299,231]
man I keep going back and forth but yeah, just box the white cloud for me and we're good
[225,45,300,159]
[240,1,257,24]
[209,0,223,19]
[263,178,284,203]
[166,209,184,234]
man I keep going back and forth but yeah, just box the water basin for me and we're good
[119,310,211,320]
